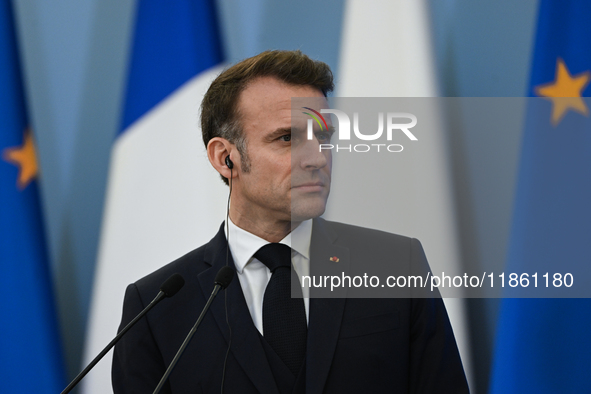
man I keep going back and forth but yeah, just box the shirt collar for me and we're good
[226,218,313,274]
[291,219,312,260]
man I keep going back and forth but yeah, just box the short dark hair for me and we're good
[201,50,334,184]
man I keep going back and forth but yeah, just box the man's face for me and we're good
[234,77,332,225]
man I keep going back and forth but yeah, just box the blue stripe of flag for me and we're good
[120,0,224,133]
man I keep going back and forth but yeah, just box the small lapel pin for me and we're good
[329,256,340,262]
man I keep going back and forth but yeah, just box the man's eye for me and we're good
[280,135,291,142]
[315,132,331,142]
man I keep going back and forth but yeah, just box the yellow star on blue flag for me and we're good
[535,58,590,125]
[3,129,39,189]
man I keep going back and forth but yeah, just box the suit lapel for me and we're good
[197,224,279,394]
[306,219,349,394]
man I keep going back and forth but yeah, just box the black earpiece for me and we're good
[225,156,233,169]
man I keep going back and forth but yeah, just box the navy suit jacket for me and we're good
[112,219,469,393]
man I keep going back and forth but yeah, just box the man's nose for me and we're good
[298,138,328,169]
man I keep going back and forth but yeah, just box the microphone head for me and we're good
[214,266,235,289]
[160,273,185,297]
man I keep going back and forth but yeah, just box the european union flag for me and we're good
[490,0,591,392]
[0,0,66,392]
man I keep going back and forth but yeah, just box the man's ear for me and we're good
[207,137,236,180]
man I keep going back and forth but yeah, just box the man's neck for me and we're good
[229,211,296,243]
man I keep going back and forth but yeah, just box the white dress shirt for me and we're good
[226,219,312,335]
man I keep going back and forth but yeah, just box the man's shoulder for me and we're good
[311,218,431,297]
[317,218,418,248]
[132,224,225,295]
[137,246,204,282]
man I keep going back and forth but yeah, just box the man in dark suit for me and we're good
[112,50,469,393]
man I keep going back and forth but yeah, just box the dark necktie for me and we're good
[255,243,307,376]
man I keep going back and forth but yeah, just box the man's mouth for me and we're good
[292,181,326,192]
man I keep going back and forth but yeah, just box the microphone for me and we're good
[61,274,185,394]
[215,265,235,289]
[153,266,235,394]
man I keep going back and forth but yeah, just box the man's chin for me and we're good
[290,199,327,222]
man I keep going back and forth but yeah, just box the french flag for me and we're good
[82,1,226,392]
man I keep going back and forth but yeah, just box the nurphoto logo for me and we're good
[302,107,418,153]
